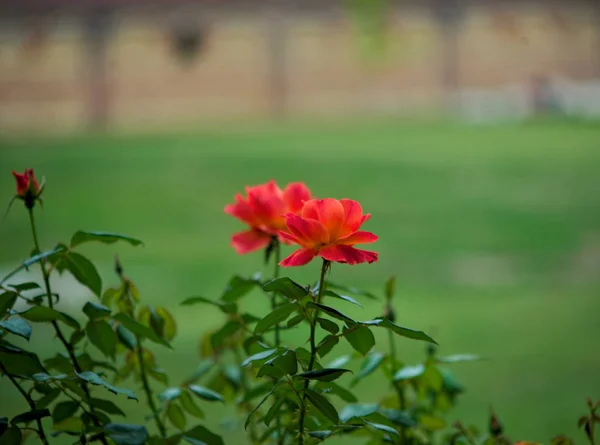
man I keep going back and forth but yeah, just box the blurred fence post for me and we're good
[432,0,464,114]
[265,3,288,119]
[82,7,112,130]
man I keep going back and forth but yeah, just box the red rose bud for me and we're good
[12,169,43,209]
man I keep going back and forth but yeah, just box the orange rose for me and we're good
[225,180,311,254]
[279,198,378,267]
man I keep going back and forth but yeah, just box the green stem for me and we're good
[27,208,109,445]
[234,347,259,444]
[297,259,329,445]
[388,328,406,444]
[136,337,167,438]
[1,363,50,445]
[270,240,285,445]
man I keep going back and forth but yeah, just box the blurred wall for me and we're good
[0,2,598,131]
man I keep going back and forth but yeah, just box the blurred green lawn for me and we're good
[0,118,599,444]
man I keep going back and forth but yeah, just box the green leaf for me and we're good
[287,314,304,329]
[70,231,144,248]
[10,409,50,425]
[305,390,339,423]
[316,382,358,403]
[263,277,309,300]
[322,290,362,308]
[317,317,339,334]
[245,386,277,430]
[149,367,169,386]
[103,423,148,445]
[258,350,298,378]
[53,415,84,433]
[52,401,79,424]
[180,390,205,419]
[327,355,351,369]
[180,296,237,314]
[211,320,242,349]
[221,275,260,302]
[241,349,277,367]
[393,364,425,381]
[19,306,80,330]
[339,403,379,422]
[83,302,111,319]
[317,335,339,358]
[188,385,224,402]
[419,414,447,430]
[353,352,385,384]
[297,368,352,382]
[325,281,377,300]
[90,398,126,417]
[365,420,399,436]
[167,402,186,431]
[362,319,437,345]
[0,292,17,317]
[0,428,21,445]
[254,303,297,334]
[36,388,61,409]
[343,326,374,356]
[0,318,32,340]
[158,387,182,402]
[63,252,102,297]
[308,303,355,325]
[112,313,171,348]
[263,396,286,428]
[32,372,67,382]
[1,246,65,285]
[75,371,138,400]
[7,282,40,292]
[379,408,417,427]
[86,320,117,359]
[308,430,332,440]
[183,425,224,445]
[437,354,482,364]
[0,343,45,376]
[384,276,396,301]
[116,324,137,350]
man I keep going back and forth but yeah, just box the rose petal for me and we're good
[340,199,365,235]
[319,244,378,265]
[278,231,299,245]
[224,194,262,227]
[337,231,378,245]
[280,248,316,267]
[283,182,311,214]
[231,229,271,254]
[285,214,329,248]
[247,181,285,224]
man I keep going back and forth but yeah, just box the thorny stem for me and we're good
[27,208,109,445]
[136,336,167,438]
[0,363,50,445]
[388,328,407,444]
[270,239,285,445]
[297,259,329,445]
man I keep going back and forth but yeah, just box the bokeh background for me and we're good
[1,0,599,444]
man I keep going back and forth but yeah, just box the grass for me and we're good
[0,118,599,444]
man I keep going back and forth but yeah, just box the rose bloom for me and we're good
[12,169,40,198]
[225,180,311,254]
[279,198,378,267]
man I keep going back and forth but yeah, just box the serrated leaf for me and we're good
[167,402,186,431]
[36,388,61,409]
[365,420,399,436]
[180,390,204,419]
[241,349,277,367]
[0,318,32,340]
[254,303,297,334]
[180,296,237,314]
[52,401,79,423]
[362,319,437,345]
[90,398,126,416]
[116,324,137,350]
[63,252,102,297]
[1,246,65,285]
[316,382,358,403]
[83,302,111,319]
[394,364,425,381]
[156,307,176,341]
[287,314,305,329]
[339,403,379,423]
[263,277,309,299]
[158,387,182,402]
[0,292,17,317]
[183,425,224,445]
[322,290,362,307]
[309,430,332,440]
[32,373,67,382]
[19,306,80,329]
[325,281,377,300]
[317,335,339,358]
[437,354,482,364]
[258,350,298,378]
[0,427,21,445]
[188,385,224,402]
[70,231,143,248]
[86,320,117,359]
[353,352,385,384]
[245,386,277,430]
[308,302,356,325]
[221,275,260,302]
[75,371,137,400]
[10,409,50,425]
[379,408,417,427]
[305,390,339,424]
[343,326,375,356]
[103,423,148,445]
[8,282,41,292]
[0,343,45,376]
[112,313,170,348]
[317,317,339,334]
[297,368,352,382]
